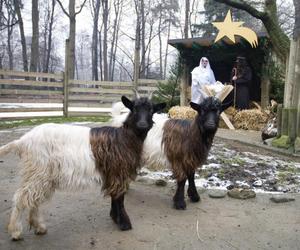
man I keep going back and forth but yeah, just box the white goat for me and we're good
[0,96,166,240]
[1,123,100,240]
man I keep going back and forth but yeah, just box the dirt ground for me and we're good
[0,126,300,250]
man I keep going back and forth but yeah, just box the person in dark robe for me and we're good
[232,56,252,110]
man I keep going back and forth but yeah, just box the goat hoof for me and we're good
[174,200,186,210]
[188,193,200,202]
[119,221,132,231]
[11,232,23,241]
[188,189,200,202]
[34,226,47,235]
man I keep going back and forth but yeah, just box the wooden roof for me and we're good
[168,32,269,49]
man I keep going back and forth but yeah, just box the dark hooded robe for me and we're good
[235,66,252,109]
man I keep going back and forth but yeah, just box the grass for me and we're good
[0,116,110,129]
[218,155,246,165]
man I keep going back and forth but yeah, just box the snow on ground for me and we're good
[140,142,300,193]
[0,103,111,118]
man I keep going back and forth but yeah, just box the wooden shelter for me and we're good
[168,33,271,108]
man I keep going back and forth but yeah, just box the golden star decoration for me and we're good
[212,10,258,48]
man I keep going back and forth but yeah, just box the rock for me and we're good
[228,188,256,199]
[265,178,277,185]
[273,185,289,192]
[270,195,295,203]
[226,184,235,190]
[136,176,153,185]
[155,179,167,187]
[253,180,263,187]
[208,190,227,198]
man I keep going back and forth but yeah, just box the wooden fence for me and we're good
[0,69,162,119]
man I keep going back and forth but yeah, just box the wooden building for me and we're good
[168,33,272,108]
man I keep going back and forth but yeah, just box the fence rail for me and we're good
[0,69,164,119]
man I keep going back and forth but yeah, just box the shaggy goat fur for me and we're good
[0,96,165,240]
[112,97,223,209]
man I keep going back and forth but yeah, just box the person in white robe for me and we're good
[191,57,216,104]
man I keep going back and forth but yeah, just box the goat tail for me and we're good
[0,140,19,157]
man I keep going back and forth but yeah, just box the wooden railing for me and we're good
[0,70,163,118]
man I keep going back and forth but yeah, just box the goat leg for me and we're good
[111,194,132,231]
[187,171,200,202]
[110,198,118,223]
[173,179,187,210]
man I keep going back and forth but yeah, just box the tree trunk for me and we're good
[30,0,39,72]
[91,0,100,80]
[69,1,76,79]
[102,0,109,81]
[134,0,141,86]
[293,0,300,152]
[14,0,28,71]
[184,0,190,38]
[140,0,145,78]
[145,19,154,78]
[57,0,87,78]
[158,8,163,79]
[163,19,171,79]
[45,0,55,73]
[109,0,119,80]
[98,29,103,81]
[6,4,14,70]
[110,0,123,81]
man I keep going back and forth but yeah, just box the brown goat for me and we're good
[138,97,223,209]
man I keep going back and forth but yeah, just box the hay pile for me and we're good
[233,109,269,130]
[168,106,196,119]
[168,105,270,131]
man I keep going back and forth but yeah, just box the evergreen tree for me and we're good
[192,0,262,37]
[152,57,182,111]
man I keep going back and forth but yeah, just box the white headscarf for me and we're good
[191,57,216,104]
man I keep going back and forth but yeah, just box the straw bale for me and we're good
[168,106,197,120]
[233,109,269,130]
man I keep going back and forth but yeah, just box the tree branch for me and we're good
[114,57,133,81]
[75,0,88,16]
[55,0,70,18]
[213,0,266,20]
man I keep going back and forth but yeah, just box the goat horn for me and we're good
[133,88,140,99]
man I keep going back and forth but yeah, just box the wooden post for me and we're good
[260,75,270,109]
[281,108,289,136]
[180,65,188,106]
[63,39,70,117]
[276,104,283,137]
[288,108,297,142]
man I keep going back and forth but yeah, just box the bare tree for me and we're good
[133,0,141,85]
[40,0,56,73]
[90,0,100,80]
[101,0,109,80]
[109,0,123,81]
[184,0,190,38]
[46,0,56,73]
[13,0,28,71]
[30,0,39,72]
[3,0,17,70]
[56,0,87,79]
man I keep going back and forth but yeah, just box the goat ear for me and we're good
[153,102,166,113]
[121,96,133,111]
[190,102,201,112]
